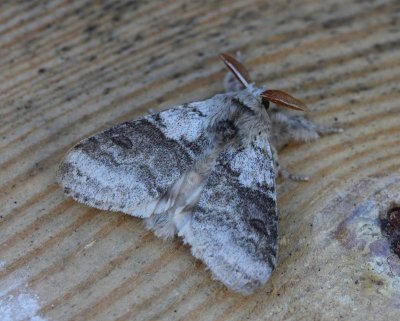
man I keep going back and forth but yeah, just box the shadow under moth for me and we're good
[57,53,342,295]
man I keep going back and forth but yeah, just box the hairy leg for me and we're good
[269,110,343,150]
[269,110,342,181]
[270,144,309,181]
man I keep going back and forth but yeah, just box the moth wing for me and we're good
[179,134,278,294]
[57,98,225,218]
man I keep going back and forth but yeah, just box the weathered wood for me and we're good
[1,0,400,320]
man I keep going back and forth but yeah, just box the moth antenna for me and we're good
[220,53,251,88]
[260,89,308,112]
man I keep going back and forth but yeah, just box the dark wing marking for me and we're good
[180,134,277,294]
[57,96,229,217]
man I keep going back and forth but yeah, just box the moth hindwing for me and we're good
[58,53,341,294]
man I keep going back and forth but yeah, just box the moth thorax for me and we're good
[214,120,238,143]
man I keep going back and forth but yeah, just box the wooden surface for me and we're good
[1,0,400,320]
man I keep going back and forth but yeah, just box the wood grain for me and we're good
[1,0,400,320]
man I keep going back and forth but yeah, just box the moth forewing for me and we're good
[181,132,278,294]
[57,98,221,217]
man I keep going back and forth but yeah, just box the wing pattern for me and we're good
[58,96,231,217]
[179,133,277,294]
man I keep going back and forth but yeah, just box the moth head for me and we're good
[220,53,308,112]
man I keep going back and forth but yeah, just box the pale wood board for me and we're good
[1,0,400,320]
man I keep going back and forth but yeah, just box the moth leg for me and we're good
[223,52,246,92]
[279,168,309,181]
[313,123,344,135]
[270,144,309,182]
[145,212,176,239]
[270,112,343,149]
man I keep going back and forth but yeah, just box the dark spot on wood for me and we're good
[123,0,140,10]
[172,72,181,79]
[85,25,97,33]
[380,205,400,257]
[134,34,144,42]
[103,87,112,95]
[349,99,357,104]
[210,31,221,37]
[357,84,371,92]
[38,68,46,74]
[173,38,182,46]
[116,44,132,54]
[59,46,71,52]
[102,3,115,11]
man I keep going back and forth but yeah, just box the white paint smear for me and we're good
[0,292,47,321]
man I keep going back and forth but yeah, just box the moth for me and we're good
[57,53,341,294]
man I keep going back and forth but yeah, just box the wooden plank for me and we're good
[1,0,400,320]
